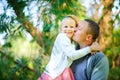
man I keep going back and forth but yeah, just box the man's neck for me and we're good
[79,44,88,48]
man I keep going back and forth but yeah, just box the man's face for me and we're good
[73,21,89,45]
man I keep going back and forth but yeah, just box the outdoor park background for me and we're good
[0,0,120,80]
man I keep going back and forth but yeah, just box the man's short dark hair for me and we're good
[85,19,100,41]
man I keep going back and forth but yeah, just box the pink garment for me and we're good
[37,68,74,80]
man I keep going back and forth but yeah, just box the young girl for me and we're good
[38,15,100,80]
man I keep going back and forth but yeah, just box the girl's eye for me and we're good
[70,26,74,28]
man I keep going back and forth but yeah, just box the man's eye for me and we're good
[77,27,81,30]
[64,26,68,28]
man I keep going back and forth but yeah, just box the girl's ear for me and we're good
[59,23,63,32]
[59,27,62,32]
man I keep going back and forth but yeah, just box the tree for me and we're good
[1,0,86,54]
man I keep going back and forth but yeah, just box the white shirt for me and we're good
[44,33,91,79]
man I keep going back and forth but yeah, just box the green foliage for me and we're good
[0,1,16,33]
[0,30,46,80]
[0,51,43,80]
[105,28,120,56]
[105,28,120,80]
[109,67,120,80]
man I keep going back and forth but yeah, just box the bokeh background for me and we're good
[0,0,120,80]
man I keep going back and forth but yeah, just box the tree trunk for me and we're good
[7,0,44,47]
[22,21,44,47]
[93,0,113,51]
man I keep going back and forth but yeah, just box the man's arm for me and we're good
[90,55,109,80]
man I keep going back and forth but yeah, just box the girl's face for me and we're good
[60,18,76,39]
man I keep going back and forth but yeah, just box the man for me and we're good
[71,19,109,80]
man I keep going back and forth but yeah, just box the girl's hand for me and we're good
[89,42,101,54]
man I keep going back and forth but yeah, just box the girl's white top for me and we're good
[44,33,91,79]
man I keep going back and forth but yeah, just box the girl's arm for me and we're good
[55,33,91,60]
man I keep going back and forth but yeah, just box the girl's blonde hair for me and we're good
[59,15,80,32]
[65,15,80,27]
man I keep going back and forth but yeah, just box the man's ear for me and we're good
[86,35,92,40]
[86,35,93,44]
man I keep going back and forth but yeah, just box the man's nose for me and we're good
[74,28,77,32]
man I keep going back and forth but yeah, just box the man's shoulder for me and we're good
[72,51,107,65]
[91,51,105,58]
[91,51,106,59]
[88,51,107,65]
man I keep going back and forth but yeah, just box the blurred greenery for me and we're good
[0,31,44,80]
[0,0,120,80]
